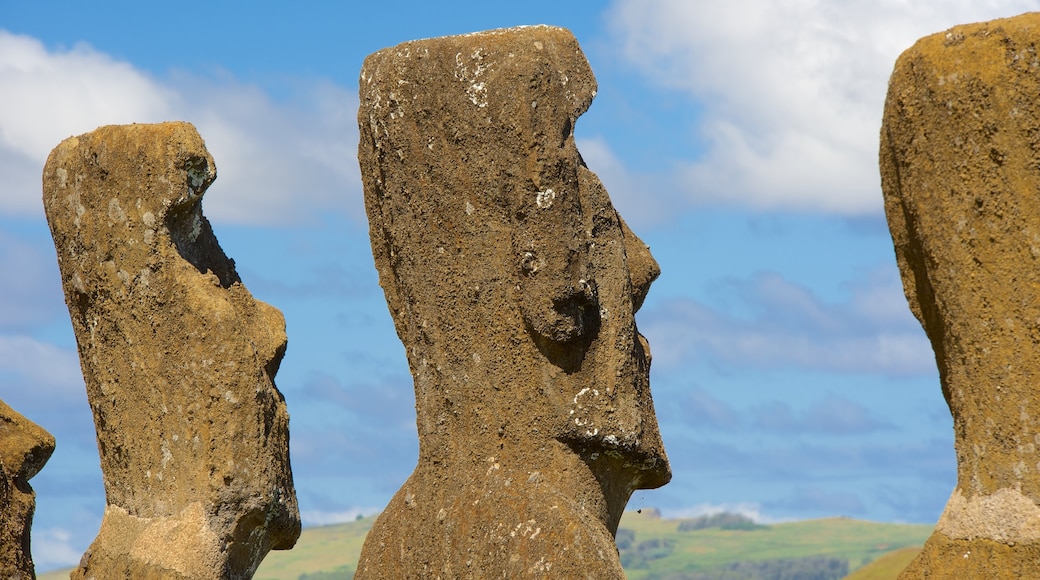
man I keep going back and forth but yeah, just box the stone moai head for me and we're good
[43,122,299,578]
[0,399,55,578]
[360,23,669,492]
[882,12,1040,576]
[356,25,669,577]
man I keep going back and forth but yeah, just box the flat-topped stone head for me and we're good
[43,122,299,579]
[881,12,1040,577]
[0,399,54,579]
[356,25,669,578]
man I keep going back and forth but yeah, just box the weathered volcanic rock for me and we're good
[881,13,1040,579]
[355,25,670,578]
[42,122,300,579]
[0,399,54,579]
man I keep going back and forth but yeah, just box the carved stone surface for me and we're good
[355,25,670,578]
[881,13,1040,578]
[42,122,300,579]
[0,399,54,579]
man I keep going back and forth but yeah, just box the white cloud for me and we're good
[172,75,363,225]
[0,30,362,225]
[607,0,1040,214]
[576,136,682,228]
[31,527,83,572]
[0,335,82,397]
[643,268,935,376]
[0,32,173,217]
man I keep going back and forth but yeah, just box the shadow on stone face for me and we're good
[525,306,601,374]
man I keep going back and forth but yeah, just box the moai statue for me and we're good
[881,13,1040,578]
[0,399,55,579]
[42,122,300,579]
[355,26,671,578]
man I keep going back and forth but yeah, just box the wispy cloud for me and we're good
[288,373,417,491]
[607,0,1038,214]
[0,229,65,331]
[665,387,741,429]
[649,439,951,520]
[765,486,867,516]
[874,482,952,524]
[0,32,172,217]
[0,29,362,226]
[655,430,954,522]
[752,397,891,435]
[31,527,84,572]
[296,372,415,425]
[643,269,934,377]
[575,136,683,228]
[664,429,953,484]
[0,335,82,401]
[240,260,377,301]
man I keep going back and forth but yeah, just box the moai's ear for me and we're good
[513,177,598,346]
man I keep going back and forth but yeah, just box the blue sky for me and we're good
[2,0,1038,571]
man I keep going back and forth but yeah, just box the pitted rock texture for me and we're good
[355,25,670,579]
[0,399,54,579]
[42,122,300,579]
[881,12,1040,579]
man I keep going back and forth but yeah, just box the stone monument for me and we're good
[881,12,1040,578]
[43,122,300,579]
[355,26,670,578]
[0,399,54,579]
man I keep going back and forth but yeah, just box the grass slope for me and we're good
[34,512,930,579]
[34,517,375,580]
[37,568,72,580]
[617,511,930,579]
[843,546,922,580]
[255,516,374,579]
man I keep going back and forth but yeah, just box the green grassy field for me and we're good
[36,511,930,579]
[255,516,374,579]
[37,568,71,580]
[616,511,929,579]
[844,546,922,580]
[254,510,930,579]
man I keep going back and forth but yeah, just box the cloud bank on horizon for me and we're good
[2,0,1038,571]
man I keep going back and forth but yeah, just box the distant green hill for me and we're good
[36,511,931,579]
[615,510,928,579]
